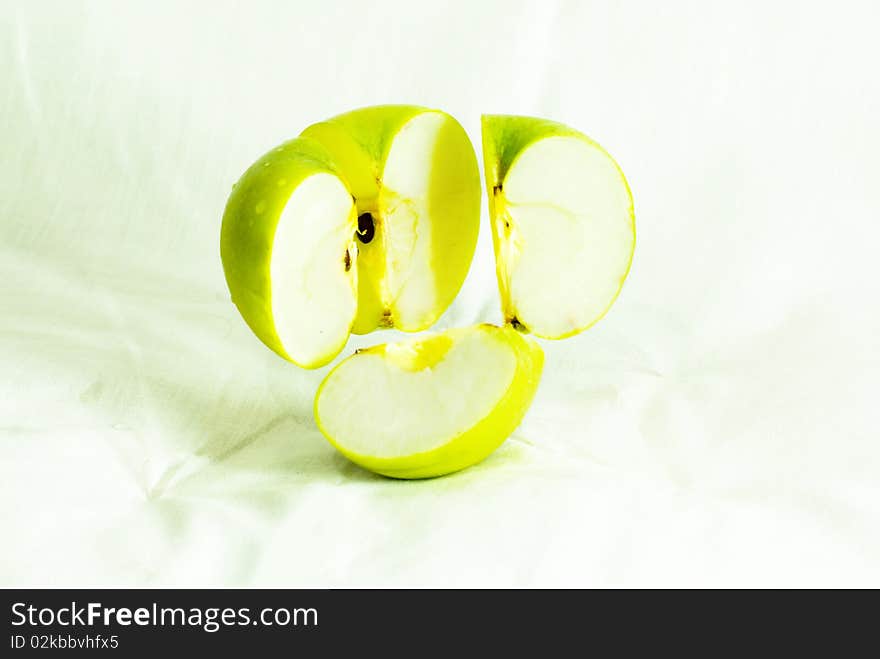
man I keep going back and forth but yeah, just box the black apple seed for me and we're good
[357,213,375,244]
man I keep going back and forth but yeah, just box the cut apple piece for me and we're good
[303,107,481,335]
[221,106,481,367]
[221,138,358,368]
[314,324,544,479]
[481,115,635,339]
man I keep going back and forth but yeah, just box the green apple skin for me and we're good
[481,114,636,338]
[301,105,426,195]
[315,325,544,479]
[220,137,344,363]
[482,115,582,188]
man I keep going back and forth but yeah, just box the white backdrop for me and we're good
[1,0,878,586]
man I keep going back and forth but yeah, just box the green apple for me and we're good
[221,105,481,368]
[481,115,635,339]
[314,324,543,479]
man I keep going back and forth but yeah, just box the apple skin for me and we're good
[301,105,426,204]
[314,325,544,479]
[220,137,348,365]
[482,115,583,189]
[481,114,636,339]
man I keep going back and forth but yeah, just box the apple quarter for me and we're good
[314,324,544,479]
[482,115,635,339]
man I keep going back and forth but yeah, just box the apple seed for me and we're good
[357,212,375,244]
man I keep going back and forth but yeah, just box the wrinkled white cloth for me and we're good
[2,0,879,587]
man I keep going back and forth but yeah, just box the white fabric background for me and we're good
[2,0,878,587]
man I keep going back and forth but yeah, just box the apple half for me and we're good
[481,115,635,339]
[221,106,481,368]
[314,324,543,479]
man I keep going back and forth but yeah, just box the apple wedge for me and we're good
[314,324,543,479]
[221,106,481,368]
[481,115,635,339]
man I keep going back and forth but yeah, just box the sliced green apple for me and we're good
[221,105,481,368]
[481,115,635,339]
[314,324,543,479]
